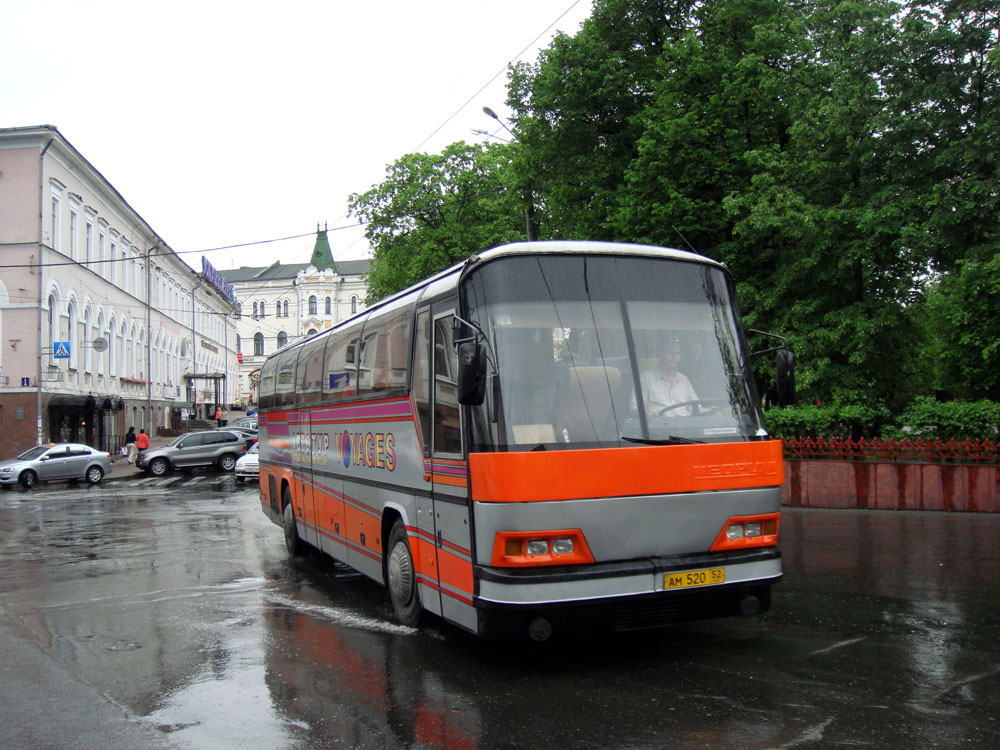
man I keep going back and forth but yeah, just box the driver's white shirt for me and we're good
[638,368,698,416]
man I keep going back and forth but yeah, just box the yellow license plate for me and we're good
[664,567,726,590]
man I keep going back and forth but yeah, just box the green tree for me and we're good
[919,253,1000,400]
[507,0,697,240]
[348,142,526,301]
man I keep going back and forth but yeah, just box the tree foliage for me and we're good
[348,142,526,301]
[354,0,999,410]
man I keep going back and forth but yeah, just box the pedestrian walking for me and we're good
[215,406,223,427]
[124,426,138,465]
[136,428,150,457]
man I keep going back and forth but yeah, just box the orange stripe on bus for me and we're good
[469,440,784,503]
[430,474,468,488]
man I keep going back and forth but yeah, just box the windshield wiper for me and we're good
[621,435,704,446]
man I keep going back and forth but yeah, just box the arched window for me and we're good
[108,316,116,376]
[47,293,58,363]
[325,297,332,315]
[96,312,105,376]
[259,301,266,318]
[252,301,258,319]
[117,321,126,378]
[308,295,317,315]
[254,333,264,356]
[283,300,289,317]
[351,296,358,315]
[236,303,242,319]
[83,306,92,373]
[67,300,78,370]
[277,331,288,349]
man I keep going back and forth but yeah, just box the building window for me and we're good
[277,331,288,349]
[47,293,58,363]
[254,333,264,356]
[283,300,289,317]
[252,302,258,319]
[98,223,107,279]
[50,192,62,252]
[351,296,359,315]
[325,297,332,315]
[67,302,79,370]
[83,307,92,373]
[85,216,94,265]
[69,205,79,260]
[237,303,242,319]
[259,301,266,318]
[308,295,317,315]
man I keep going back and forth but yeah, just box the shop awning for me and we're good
[47,394,97,410]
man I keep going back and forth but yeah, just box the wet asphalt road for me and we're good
[0,477,998,749]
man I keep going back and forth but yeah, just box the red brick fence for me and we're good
[781,437,1000,512]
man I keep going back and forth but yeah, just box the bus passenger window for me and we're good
[359,302,412,398]
[258,358,277,410]
[324,322,363,402]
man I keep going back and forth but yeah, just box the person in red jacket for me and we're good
[136,428,150,456]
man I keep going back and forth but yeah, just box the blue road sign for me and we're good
[53,341,70,358]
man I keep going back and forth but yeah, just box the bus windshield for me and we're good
[462,254,767,451]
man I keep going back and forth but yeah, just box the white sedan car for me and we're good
[234,442,259,481]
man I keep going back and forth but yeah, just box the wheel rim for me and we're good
[151,459,167,476]
[221,455,235,471]
[388,541,414,605]
[22,472,35,487]
[87,467,102,483]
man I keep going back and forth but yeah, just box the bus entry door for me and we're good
[429,307,475,631]
[294,412,319,548]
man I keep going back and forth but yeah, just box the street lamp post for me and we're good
[482,107,537,241]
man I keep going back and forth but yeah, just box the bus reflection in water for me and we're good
[256,241,790,640]
[264,603,479,748]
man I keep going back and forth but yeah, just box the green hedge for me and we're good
[764,398,1000,442]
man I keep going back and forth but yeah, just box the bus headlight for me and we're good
[552,538,574,555]
[491,530,594,567]
[527,540,549,556]
[711,513,780,551]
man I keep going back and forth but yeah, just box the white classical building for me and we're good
[0,125,238,456]
[221,228,369,407]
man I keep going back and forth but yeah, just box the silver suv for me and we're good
[136,429,252,476]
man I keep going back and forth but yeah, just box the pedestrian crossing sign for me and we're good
[53,341,70,358]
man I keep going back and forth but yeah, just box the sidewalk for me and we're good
[108,432,175,481]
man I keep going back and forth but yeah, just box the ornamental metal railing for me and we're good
[782,436,1000,464]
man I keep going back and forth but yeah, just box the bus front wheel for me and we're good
[386,520,422,627]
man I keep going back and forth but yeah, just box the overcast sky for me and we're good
[1,0,592,271]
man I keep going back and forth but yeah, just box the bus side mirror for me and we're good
[457,342,487,406]
[776,350,795,406]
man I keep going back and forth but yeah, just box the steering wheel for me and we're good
[657,398,728,417]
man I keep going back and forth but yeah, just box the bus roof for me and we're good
[269,241,724,357]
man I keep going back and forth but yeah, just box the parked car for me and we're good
[234,442,259,482]
[216,425,257,447]
[230,417,257,431]
[0,443,113,488]
[136,429,254,476]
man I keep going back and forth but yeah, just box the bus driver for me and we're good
[634,338,699,417]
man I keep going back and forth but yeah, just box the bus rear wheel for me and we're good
[386,519,422,627]
[282,489,305,557]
